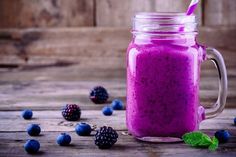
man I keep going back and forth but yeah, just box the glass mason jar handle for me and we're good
[204,47,228,119]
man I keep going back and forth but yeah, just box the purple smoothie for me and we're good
[126,37,205,138]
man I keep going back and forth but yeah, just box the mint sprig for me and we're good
[208,136,219,151]
[182,131,219,151]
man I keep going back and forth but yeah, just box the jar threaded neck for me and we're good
[133,12,197,36]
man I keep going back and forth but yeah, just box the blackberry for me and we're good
[62,104,81,121]
[90,86,109,104]
[94,126,118,149]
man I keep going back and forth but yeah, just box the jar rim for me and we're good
[134,12,196,24]
[132,12,197,35]
[135,12,194,18]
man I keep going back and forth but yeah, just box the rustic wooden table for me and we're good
[0,48,236,157]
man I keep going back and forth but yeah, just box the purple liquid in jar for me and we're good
[126,37,205,138]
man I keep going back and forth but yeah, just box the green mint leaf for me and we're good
[198,133,212,146]
[208,136,219,151]
[182,131,212,147]
[182,132,204,146]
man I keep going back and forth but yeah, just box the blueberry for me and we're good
[27,124,41,136]
[56,133,71,146]
[75,122,92,136]
[24,139,40,154]
[111,99,124,110]
[102,106,113,116]
[22,109,33,119]
[234,117,236,125]
[215,130,231,143]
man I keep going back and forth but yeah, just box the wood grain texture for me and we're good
[0,110,126,131]
[0,28,235,108]
[0,110,236,131]
[96,0,202,27]
[0,131,235,157]
[0,73,235,110]
[0,28,130,66]
[0,0,94,28]
[204,0,236,26]
[0,110,235,157]
[0,27,235,66]
[198,27,236,50]
[0,80,126,111]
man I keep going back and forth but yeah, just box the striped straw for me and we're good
[186,0,200,15]
[179,0,199,32]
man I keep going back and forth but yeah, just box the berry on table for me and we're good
[62,104,81,121]
[234,117,236,125]
[56,133,71,146]
[89,86,109,104]
[27,124,41,136]
[75,122,92,136]
[94,126,118,149]
[215,130,231,143]
[102,106,113,116]
[22,109,33,119]
[111,99,124,110]
[24,139,40,154]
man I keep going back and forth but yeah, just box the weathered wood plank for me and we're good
[198,27,236,50]
[0,77,236,111]
[0,130,235,157]
[96,0,202,27]
[0,110,126,131]
[0,27,235,66]
[0,80,126,111]
[0,28,235,109]
[96,0,152,27]
[0,110,235,156]
[0,50,236,110]
[0,110,235,132]
[0,0,94,28]
[204,0,236,26]
[0,130,236,157]
[0,28,130,67]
